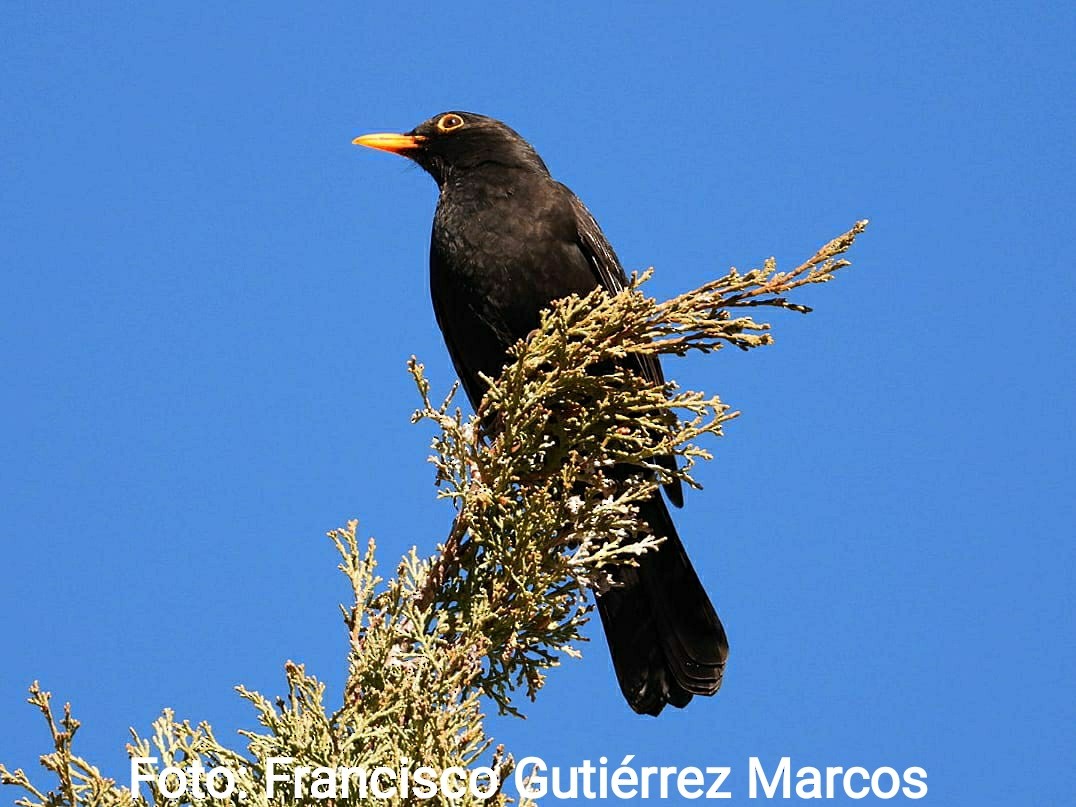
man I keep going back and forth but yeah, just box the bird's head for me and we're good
[353,111,549,186]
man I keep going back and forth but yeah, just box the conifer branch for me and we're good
[2,222,868,806]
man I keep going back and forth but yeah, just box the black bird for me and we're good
[354,112,728,715]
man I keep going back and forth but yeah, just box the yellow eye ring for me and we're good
[437,114,465,132]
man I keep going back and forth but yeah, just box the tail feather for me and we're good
[596,493,728,716]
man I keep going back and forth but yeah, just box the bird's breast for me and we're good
[429,171,598,375]
[435,184,552,271]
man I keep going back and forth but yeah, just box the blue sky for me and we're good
[2,3,1073,804]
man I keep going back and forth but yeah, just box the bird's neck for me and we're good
[441,162,542,199]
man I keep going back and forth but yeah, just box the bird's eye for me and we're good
[437,114,465,132]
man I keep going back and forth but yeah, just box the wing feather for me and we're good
[562,186,684,508]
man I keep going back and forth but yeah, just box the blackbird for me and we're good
[354,112,727,715]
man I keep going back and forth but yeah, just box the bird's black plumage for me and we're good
[354,111,728,715]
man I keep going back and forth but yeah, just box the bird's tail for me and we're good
[596,493,728,716]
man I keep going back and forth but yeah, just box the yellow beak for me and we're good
[352,132,425,155]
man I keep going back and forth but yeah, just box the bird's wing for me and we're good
[563,190,629,289]
[563,187,658,381]
[563,186,684,508]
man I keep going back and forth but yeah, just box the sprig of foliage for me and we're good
[1,221,867,806]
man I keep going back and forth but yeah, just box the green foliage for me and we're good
[1,221,867,806]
